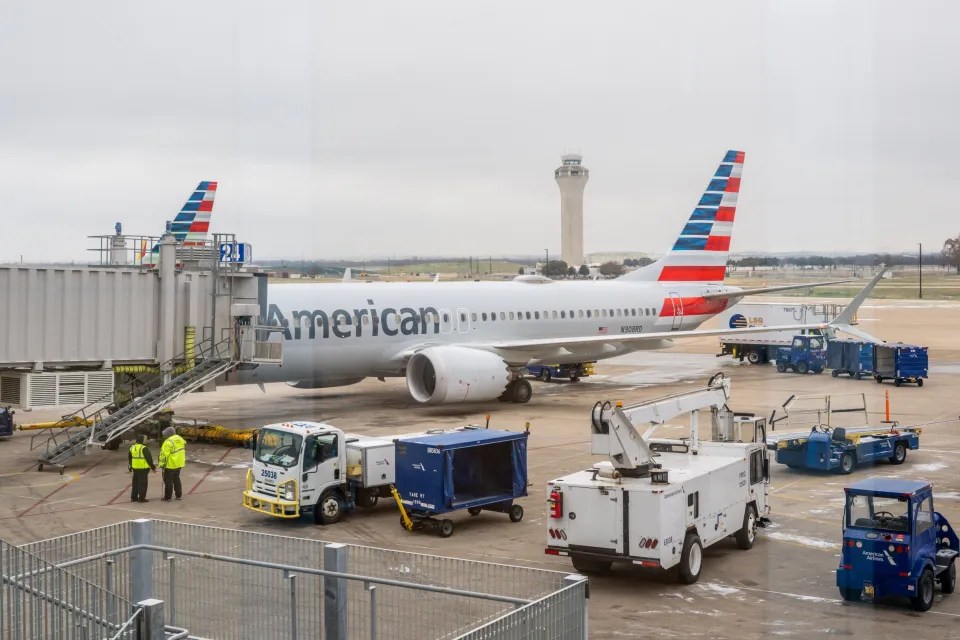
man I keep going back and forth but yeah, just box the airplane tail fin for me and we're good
[140,181,218,265]
[620,150,743,282]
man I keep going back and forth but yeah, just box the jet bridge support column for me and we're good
[158,231,177,384]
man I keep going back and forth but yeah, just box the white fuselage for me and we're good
[231,278,738,388]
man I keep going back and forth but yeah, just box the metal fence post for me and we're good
[166,554,176,626]
[368,584,378,640]
[138,599,165,640]
[106,558,115,625]
[564,575,589,640]
[129,519,154,603]
[288,572,298,640]
[323,543,347,640]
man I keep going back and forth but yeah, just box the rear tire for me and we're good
[832,370,839,378]
[539,369,551,382]
[918,378,924,387]
[678,533,703,584]
[889,442,907,465]
[438,519,455,538]
[911,568,935,611]
[839,587,862,602]
[895,378,903,387]
[509,504,524,522]
[734,504,758,550]
[940,560,956,594]
[747,350,762,365]
[468,507,482,516]
[796,361,809,375]
[855,372,862,380]
[839,452,855,475]
[776,363,787,373]
[571,555,612,574]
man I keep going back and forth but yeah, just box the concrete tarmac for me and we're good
[1,301,958,639]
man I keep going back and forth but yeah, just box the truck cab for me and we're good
[776,335,826,374]
[242,421,396,525]
[0,406,13,438]
[837,478,958,611]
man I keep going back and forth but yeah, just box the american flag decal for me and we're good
[598,327,608,334]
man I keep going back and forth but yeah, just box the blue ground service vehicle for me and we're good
[775,335,826,374]
[526,362,593,382]
[837,478,957,611]
[828,339,874,379]
[394,428,528,537]
[873,343,928,387]
[0,406,14,438]
[771,425,920,474]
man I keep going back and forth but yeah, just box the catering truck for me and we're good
[544,374,771,584]
[715,302,845,364]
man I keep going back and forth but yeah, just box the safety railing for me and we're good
[1,537,137,640]
[22,520,587,640]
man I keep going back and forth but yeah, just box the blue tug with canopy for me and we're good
[837,478,957,611]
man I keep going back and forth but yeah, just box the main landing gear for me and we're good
[499,378,532,404]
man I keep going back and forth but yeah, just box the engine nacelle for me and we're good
[406,346,511,404]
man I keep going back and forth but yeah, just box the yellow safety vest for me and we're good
[130,443,150,470]
[160,435,186,470]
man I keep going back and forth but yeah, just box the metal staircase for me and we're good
[38,336,237,472]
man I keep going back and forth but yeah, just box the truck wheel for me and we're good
[796,361,809,375]
[571,555,612,574]
[316,491,345,525]
[468,507,482,516]
[895,378,902,387]
[540,369,551,382]
[832,370,839,378]
[855,372,862,380]
[813,367,824,374]
[941,561,956,594]
[776,363,787,373]
[918,378,924,387]
[889,442,908,465]
[747,350,762,365]
[438,519,455,538]
[876,376,883,384]
[911,568,935,611]
[570,374,579,382]
[678,533,703,584]
[734,504,758,550]
[356,489,378,508]
[511,379,533,404]
[509,504,524,522]
[839,452,855,475]
[839,587,862,602]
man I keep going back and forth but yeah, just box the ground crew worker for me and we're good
[128,434,156,503]
[159,426,187,501]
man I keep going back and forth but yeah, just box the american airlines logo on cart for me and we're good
[266,303,445,340]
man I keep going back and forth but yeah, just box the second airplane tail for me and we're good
[621,150,744,283]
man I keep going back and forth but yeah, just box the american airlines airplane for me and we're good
[228,150,874,405]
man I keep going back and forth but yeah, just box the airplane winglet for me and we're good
[830,268,886,327]
[342,268,352,283]
[433,273,440,283]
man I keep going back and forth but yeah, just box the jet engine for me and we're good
[406,346,512,404]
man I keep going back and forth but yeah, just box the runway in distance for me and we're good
[231,150,874,405]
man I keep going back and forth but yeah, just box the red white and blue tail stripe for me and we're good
[138,182,218,264]
[621,150,743,283]
[172,181,218,245]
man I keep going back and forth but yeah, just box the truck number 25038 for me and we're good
[261,469,278,480]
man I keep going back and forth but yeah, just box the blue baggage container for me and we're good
[873,343,928,387]
[827,340,846,371]
[395,428,528,536]
[828,339,874,379]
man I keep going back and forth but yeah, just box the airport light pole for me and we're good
[918,242,922,300]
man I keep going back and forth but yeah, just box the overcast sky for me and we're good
[1,1,957,262]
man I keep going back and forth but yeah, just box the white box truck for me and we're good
[545,375,771,583]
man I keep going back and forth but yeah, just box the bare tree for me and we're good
[943,235,960,274]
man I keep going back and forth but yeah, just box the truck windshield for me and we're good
[846,494,910,532]
[255,429,303,469]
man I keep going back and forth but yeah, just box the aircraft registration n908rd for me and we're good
[230,150,877,405]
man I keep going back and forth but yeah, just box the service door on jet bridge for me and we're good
[669,293,683,330]
[566,485,623,554]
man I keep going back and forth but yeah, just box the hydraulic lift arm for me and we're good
[590,374,732,475]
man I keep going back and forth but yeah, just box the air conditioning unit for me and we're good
[0,371,114,409]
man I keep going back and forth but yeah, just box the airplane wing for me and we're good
[483,269,886,361]
[701,280,851,300]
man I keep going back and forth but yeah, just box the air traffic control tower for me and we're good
[554,153,589,267]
